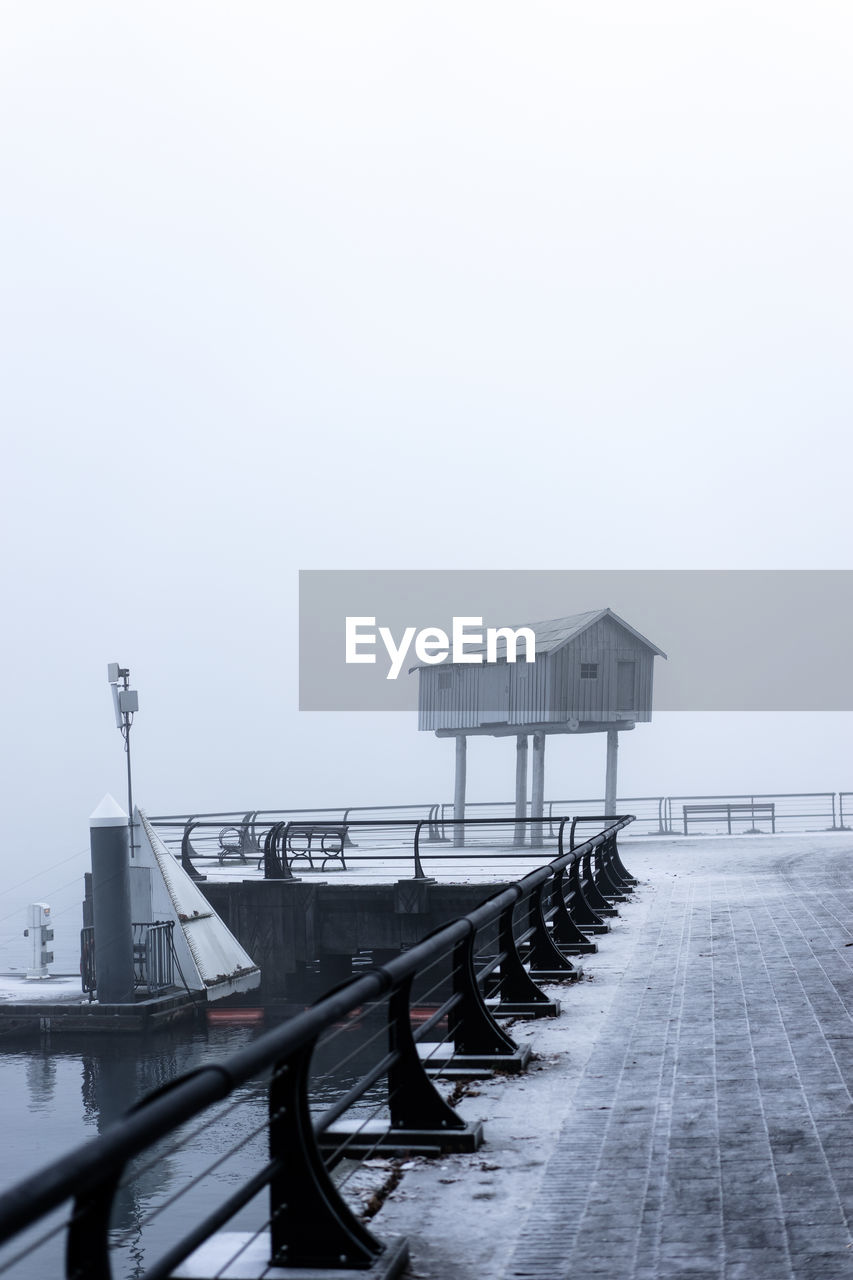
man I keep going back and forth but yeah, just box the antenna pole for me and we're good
[108,664,138,858]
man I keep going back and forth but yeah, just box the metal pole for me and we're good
[454,736,467,847]
[515,735,528,846]
[89,794,135,1004]
[531,732,545,846]
[605,728,619,816]
[125,715,135,857]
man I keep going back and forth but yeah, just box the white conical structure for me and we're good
[133,809,260,1000]
[89,793,128,827]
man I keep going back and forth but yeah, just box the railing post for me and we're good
[387,975,469,1133]
[592,839,629,899]
[450,927,518,1058]
[565,849,609,933]
[80,927,97,1000]
[268,1042,381,1269]
[581,844,618,916]
[413,821,428,881]
[492,897,558,1014]
[608,828,637,883]
[526,881,582,979]
[548,866,598,954]
[180,818,206,882]
[67,1172,121,1280]
[263,823,296,881]
[424,803,449,844]
[341,808,358,848]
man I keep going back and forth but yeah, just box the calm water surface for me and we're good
[0,1013,382,1279]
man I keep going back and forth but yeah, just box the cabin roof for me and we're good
[409,608,666,670]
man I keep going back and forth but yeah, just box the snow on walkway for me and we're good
[372,833,853,1280]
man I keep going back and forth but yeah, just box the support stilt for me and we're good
[530,732,545,847]
[454,735,467,847]
[605,727,618,817]
[515,735,528,847]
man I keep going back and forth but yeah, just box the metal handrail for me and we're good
[0,818,635,1279]
[80,921,176,999]
[156,792,849,882]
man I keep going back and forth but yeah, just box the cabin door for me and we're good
[616,660,636,713]
[478,662,510,725]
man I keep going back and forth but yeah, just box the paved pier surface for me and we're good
[375,836,853,1279]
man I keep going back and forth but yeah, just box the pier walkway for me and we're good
[375,835,853,1279]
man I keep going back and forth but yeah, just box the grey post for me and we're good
[89,794,135,1004]
[605,727,619,816]
[515,734,528,845]
[454,734,467,846]
[531,731,546,846]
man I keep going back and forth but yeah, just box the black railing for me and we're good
[258,814,577,882]
[80,926,96,999]
[80,921,175,1000]
[1,817,635,1280]
[663,791,840,834]
[133,921,175,994]
[152,791,851,881]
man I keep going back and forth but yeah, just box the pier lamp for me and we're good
[107,663,139,852]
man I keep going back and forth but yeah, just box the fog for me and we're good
[1,4,851,965]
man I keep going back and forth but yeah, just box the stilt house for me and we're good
[412,608,666,825]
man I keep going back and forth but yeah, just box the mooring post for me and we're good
[454,734,467,847]
[89,794,135,1004]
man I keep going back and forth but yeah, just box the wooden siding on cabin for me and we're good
[547,614,654,724]
[417,613,656,731]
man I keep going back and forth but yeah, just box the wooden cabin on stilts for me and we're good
[412,609,666,843]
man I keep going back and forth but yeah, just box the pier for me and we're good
[0,824,851,1277]
[374,833,853,1279]
[144,793,848,1003]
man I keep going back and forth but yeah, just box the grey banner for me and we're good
[299,570,852,712]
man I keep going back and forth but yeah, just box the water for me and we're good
[0,1012,388,1280]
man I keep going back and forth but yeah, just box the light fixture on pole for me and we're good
[107,663,139,854]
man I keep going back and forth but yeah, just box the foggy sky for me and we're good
[1,3,851,963]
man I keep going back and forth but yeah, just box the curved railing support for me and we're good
[526,881,583,978]
[180,818,207,881]
[269,1040,381,1270]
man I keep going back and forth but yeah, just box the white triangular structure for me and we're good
[132,808,260,1000]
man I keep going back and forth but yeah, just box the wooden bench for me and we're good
[682,802,776,835]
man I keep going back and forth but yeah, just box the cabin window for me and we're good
[580,663,598,679]
[438,668,452,691]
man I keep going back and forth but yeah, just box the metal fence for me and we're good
[662,792,840,835]
[149,804,443,869]
[149,790,851,881]
[163,814,585,883]
[455,797,669,836]
[0,817,634,1280]
[80,921,175,1000]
